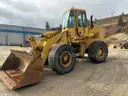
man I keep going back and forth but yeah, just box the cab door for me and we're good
[77,11,87,37]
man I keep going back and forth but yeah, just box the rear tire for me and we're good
[88,41,108,63]
[48,44,76,75]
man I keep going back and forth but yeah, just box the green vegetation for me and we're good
[118,12,125,27]
[125,22,128,35]
[45,22,50,30]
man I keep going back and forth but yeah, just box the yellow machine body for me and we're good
[0,8,107,90]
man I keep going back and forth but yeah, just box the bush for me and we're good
[118,13,125,27]
[125,23,128,35]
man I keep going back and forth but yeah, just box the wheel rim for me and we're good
[98,48,104,57]
[60,51,72,67]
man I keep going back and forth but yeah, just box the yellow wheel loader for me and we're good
[0,7,108,90]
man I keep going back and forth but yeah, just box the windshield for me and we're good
[62,10,74,28]
[62,11,70,28]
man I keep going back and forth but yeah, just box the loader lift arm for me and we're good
[0,31,65,90]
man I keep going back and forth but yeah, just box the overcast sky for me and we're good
[0,0,127,29]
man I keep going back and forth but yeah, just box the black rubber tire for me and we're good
[48,44,76,75]
[88,41,108,63]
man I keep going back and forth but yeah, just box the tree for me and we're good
[95,18,97,21]
[45,22,50,30]
[125,21,128,35]
[59,24,62,29]
[58,24,62,30]
[122,12,124,16]
[118,12,125,26]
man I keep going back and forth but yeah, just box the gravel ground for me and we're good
[0,46,128,96]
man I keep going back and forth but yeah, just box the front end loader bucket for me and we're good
[0,50,44,90]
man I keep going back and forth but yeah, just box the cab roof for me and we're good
[65,8,86,13]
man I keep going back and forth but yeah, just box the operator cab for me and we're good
[62,8,88,29]
[62,8,89,39]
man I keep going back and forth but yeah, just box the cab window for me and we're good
[62,10,74,28]
[67,10,74,28]
[83,13,87,27]
[78,11,82,27]
[77,11,87,27]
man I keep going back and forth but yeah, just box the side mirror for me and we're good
[90,15,94,29]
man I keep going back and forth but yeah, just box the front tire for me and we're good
[88,41,108,63]
[48,44,76,75]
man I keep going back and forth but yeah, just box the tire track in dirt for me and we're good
[109,62,128,96]
[50,63,108,96]
[85,61,117,96]
[87,62,126,96]
[87,50,128,96]
[63,62,110,96]
[61,53,128,96]
[40,63,100,96]
[15,62,98,96]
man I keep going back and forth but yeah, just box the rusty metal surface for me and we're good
[0,71,16,90]
[0,50,44,90]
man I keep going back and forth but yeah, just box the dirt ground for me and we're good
[0,46,128,96]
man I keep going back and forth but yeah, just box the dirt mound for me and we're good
[106,33,128,44]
